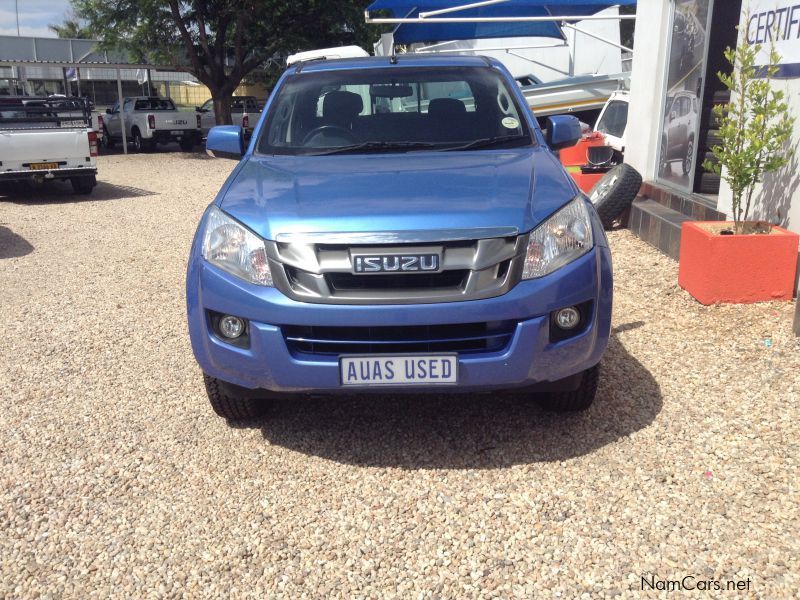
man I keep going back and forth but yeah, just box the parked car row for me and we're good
[95,95,265,153]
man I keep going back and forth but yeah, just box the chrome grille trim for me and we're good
[266,234,527,305]
[274,227,519,244]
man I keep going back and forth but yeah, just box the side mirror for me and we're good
[206,125,244,159]
[545,115,582,151]
[195,106,202,112]
[105,108,112,114]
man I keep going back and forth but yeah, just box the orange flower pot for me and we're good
[678,221,799,305]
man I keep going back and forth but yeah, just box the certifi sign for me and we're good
[745,1,800,77]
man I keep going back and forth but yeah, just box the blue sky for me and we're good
[1,0,74,37]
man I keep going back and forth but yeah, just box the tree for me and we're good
[48,16,93,39]
[73,0,375,124]
[703,39,795,234]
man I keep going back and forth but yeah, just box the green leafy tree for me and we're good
[703,39,794,234]
[73,0,375,124]
[48,16,93,39]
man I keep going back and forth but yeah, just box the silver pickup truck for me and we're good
[196,96,261,138]
[0,96,98,194]
[101,96,201,152]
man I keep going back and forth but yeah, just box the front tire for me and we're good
[538,365,600,412]
[203,374,268,420]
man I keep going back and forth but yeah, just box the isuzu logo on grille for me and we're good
[352,254,441,274]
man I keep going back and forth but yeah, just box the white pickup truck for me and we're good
[0,96,98,194]
[196,96,261,138]
[101,96,201,152]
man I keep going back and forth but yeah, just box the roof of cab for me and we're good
[294,53,503,73]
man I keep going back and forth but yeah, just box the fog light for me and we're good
[219,315,245,339]
[554,306,581,330]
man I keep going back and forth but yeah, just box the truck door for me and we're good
[106,102,121,137]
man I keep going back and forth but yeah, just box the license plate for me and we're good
[171,130,184,135]
[29,162,58,170]
[340,354,458,386]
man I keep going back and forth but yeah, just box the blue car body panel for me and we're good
[219,149,577,240]
[187,54,612,395]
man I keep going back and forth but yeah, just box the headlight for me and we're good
[522,197,593,279]
[201,206,273,286]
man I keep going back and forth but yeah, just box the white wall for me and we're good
[715,13,800,237]
[624,0,672,180]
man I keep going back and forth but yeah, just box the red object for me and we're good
[87,131,98,157]
[559,132,608,193]
[147,114,156,130]
[559,131,606,168]
[678,222,799,305]
[572,171,604,194]
[242,115,249,129]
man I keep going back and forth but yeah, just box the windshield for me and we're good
[257,66,534,155]
[596,100,628,138]
[134,98,176,111]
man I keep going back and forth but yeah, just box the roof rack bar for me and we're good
[419,0,509,19]
[366,14,637,24]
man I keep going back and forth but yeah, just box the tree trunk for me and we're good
[212,94,233,126]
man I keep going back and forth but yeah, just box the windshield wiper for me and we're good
[443,135,528,151]
[308,141,441,155]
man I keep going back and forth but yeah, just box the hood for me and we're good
[218,149,577,241]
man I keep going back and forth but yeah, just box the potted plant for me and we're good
[678,36,799,305]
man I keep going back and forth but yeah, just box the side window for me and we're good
[597,101,629,138]
[679,96,690,117]
[123,99,134,112]
[202,100,212,112]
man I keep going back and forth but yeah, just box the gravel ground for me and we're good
[1,153,798,598]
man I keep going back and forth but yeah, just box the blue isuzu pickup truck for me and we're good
[186,53,612,420]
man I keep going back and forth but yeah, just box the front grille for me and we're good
[283,321,516,356]
[326,269,469,291]
[267,234,527,305]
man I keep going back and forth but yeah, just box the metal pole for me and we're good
[15,0,20,35]
[116,67,127,154]
[561,23,634,53]
[365,14,638,24]
[420,0,509,18]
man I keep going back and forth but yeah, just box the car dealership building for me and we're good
[624,0,800,291]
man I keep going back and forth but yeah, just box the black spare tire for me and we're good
[588,163,643,229]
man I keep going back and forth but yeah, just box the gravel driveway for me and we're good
[1,154,798,598]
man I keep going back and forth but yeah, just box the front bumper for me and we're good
[186,241,613,394]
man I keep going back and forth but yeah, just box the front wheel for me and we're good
[204,374,269,420]
[537,365,600,412]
